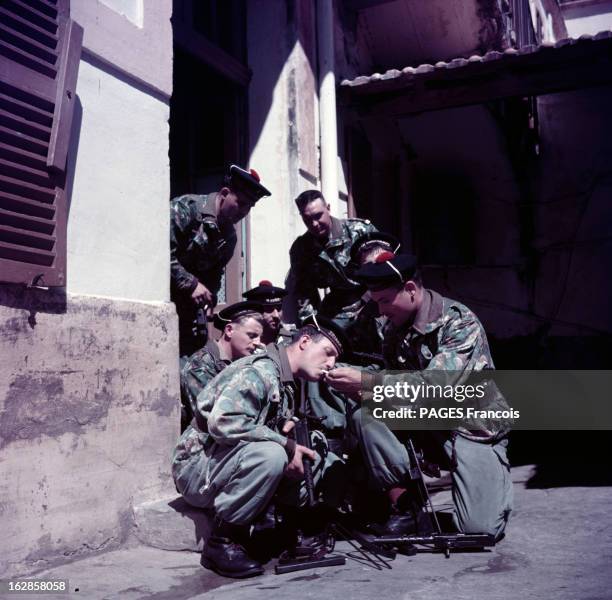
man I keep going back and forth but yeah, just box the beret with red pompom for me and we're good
[353,253,418,291]
[243,280,287,306]
[226,164,271,201]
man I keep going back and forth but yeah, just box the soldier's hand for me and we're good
[285,444,316,480]
[324,367,362,395]
[282,420,296,434]
[191,282,213,306]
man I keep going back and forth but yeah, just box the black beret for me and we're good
[300,313,349,357]
[353,252,418,291]
[350,231,401,263]
[225,164,271,201]
[213,301,263,330]
[242,280,287,306]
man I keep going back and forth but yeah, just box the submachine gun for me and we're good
[370,438,496,558]
[275,399,495,574]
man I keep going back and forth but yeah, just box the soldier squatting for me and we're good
[169,166,513,578]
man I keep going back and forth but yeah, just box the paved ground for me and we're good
[4,466,612,600]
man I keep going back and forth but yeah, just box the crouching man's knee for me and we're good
[456,508,511,542]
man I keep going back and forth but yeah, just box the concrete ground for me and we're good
[4,466,612,600]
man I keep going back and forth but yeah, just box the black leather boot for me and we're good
[201,521,264,578]
[369,489,434,537]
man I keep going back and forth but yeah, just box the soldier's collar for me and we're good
[411,289,444,335]
[204,339,221,361]
[330,216,343,239]
[265,343,294,384]
[198,194,217,219]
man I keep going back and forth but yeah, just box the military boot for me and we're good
[370,488,433,537]
[201,520,264,578]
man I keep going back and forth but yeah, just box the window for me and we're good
[0,0,83,286]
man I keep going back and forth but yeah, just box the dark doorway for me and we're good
[170,0,249,307]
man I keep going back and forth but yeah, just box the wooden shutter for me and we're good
[0,0,83,286]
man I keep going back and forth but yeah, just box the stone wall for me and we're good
[0,288,179,577]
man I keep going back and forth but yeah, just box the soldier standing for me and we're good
[326,252,513,540]
[172,319,348,578]
[180,301,264,428]
[285,190,376,326]
[170,165,270,357]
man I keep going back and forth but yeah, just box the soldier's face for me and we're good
[371,285,417,326]
[300,199,332,239]
[219,188,256,224]
[262,306,282,336]
[298,336,338,381]
[227,317,264,359]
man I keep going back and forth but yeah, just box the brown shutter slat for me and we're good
[0,7,59,47]
[47,17,82,170]
[0,240,55,266]
[0,222,55,249]
[0,90,54,127]
[0,190,55,219]
[20,0,59,19]
[0,124,49,156]
[0,156,54,188]
[0,141,48,170]
[0,38,57,78]
[0,23,58,64]
[1,172,56,202]
[0,107,52,140]
[0,206,55,234]
[5,0,59,33]
[0,56,57,103]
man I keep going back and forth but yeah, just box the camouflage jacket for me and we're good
[364,289,509,441]
[180,340,230,425]
[170,194,237,299]
[173,344,298,466]
[287,217,376,320]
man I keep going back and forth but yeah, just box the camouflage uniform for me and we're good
[286,217,376,324]
[286,217,380,433]
[354,289,513,539]
[170,194,237,357]
[180,339,229,426]
[172,344,344,525]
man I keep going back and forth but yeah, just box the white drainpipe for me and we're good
[317,0,340,215]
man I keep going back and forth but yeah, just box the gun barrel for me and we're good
[373,533,495,549]
[294,419,316,506]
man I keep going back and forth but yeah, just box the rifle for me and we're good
[275,389,347,574]
[293,417,317,507]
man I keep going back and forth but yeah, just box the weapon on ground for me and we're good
[276,415,496,573]
[368,438,496,558]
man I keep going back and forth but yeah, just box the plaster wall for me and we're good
[562,2,612,37]
[247,0,321,289]
[0,290,179,578]
[66,59,170,302]
[72,0,172,97]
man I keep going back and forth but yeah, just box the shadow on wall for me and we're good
[0,285,67,329]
